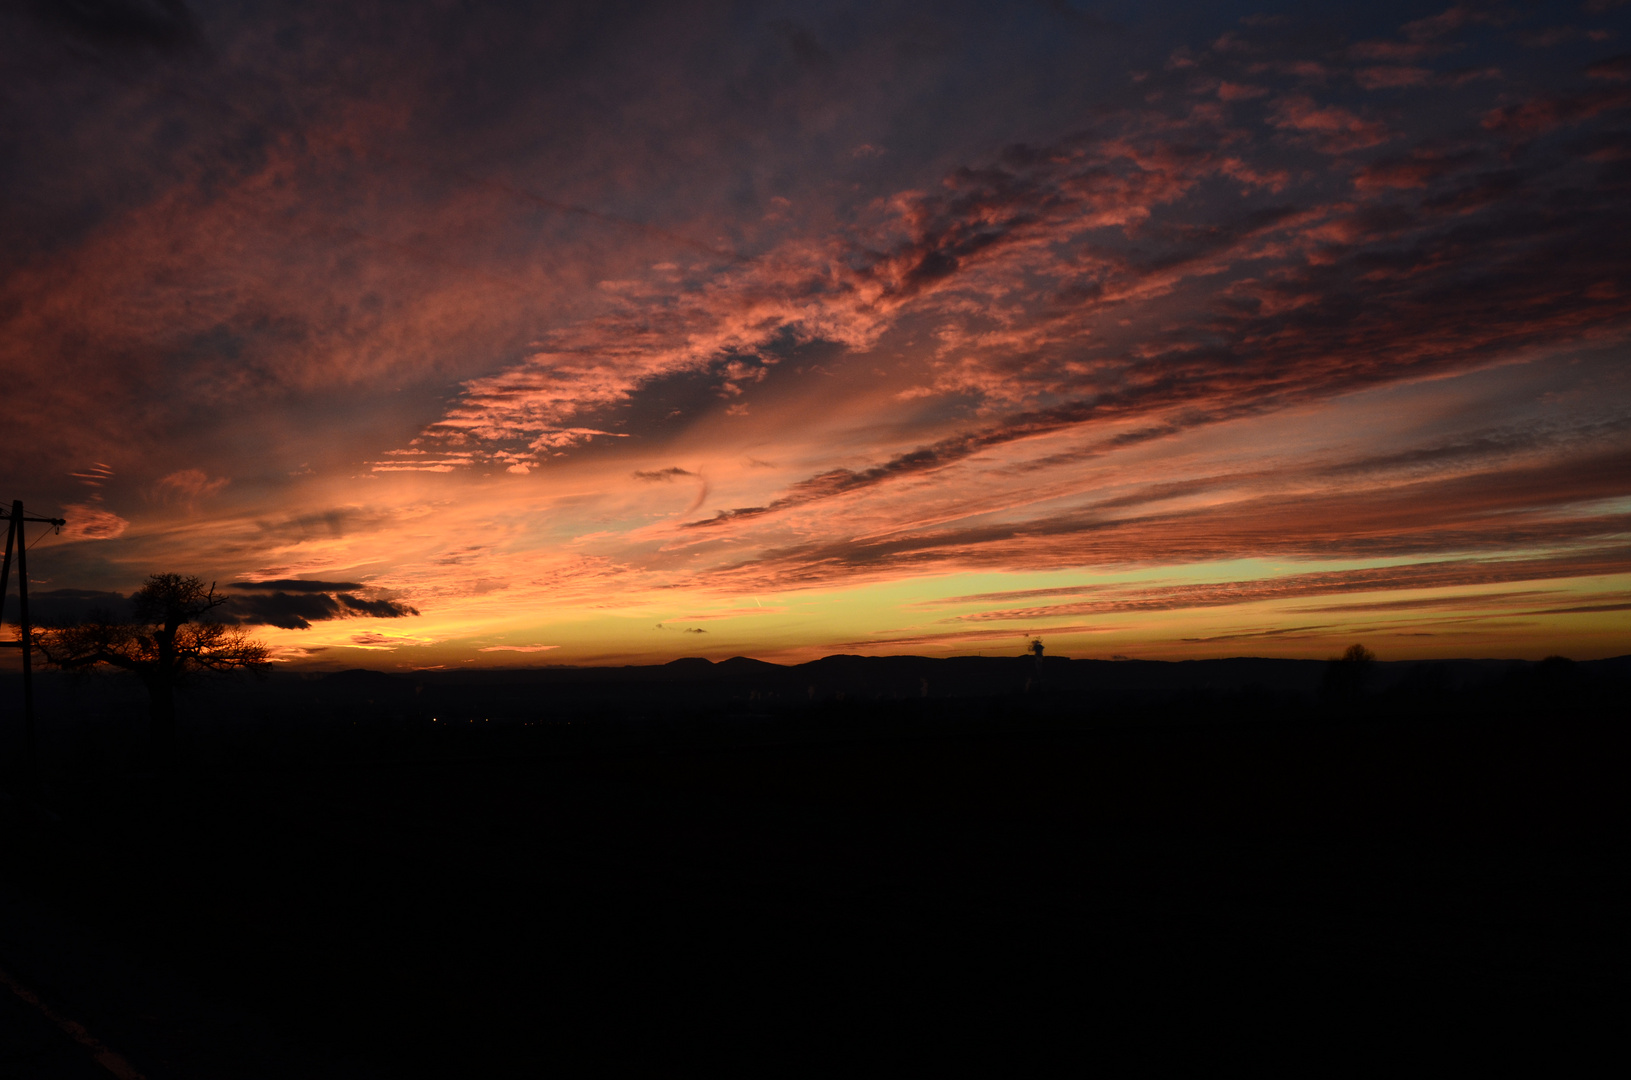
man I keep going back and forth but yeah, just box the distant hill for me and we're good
[4,653,1624,755]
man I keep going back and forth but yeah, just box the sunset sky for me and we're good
[4,0,1629,668]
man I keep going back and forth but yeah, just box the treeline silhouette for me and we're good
[4,650,1624,766]
[0,652,1622,1072]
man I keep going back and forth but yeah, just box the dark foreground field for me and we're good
[0,654,1625,1074]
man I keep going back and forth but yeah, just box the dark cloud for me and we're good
[1180,625,1335,643]
[18,588,133,625]
[16,583,413,631]
[29,0,202,53]
[226,590,418,630]
[949,549,1631,625]
[229,579,365,592]
[1316,419,1630,478]
[833,622,1110,650]
[1301,590,1594,614]
[336,594,419,619]
[682,396,1127,528]
[1481,84,1631,134]
[227,591,347,631]
[1353,148,1482,191]
[1586,53,1631,81]
[632,467,696,481]
[689,441,1631,591]
[1527,601,1631,614]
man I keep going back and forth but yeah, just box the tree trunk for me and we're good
[150,624,180,760]
[148,677,176,758]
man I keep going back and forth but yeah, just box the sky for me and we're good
[3,0,1629,668]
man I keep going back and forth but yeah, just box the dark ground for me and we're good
[0,654,1625,1074]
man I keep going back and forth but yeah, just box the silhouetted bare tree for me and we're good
[1341,643,1375,665]
[1323,642,1376,702]
[36,574,269,752]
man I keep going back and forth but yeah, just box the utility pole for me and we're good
[1,501,67,771]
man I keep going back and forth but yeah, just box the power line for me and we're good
[25,523,60,551]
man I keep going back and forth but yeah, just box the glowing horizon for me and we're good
[4,1,1628,669]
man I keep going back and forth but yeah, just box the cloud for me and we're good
[1586,53,1631,82]
[673,421,1631,593]
[337,594,419,618]
[225,586,419,630]
[1268,94,1390,152]
[29,0,203,54]
[58,504,128,541]
[18,579,418,633]
[477,644,560,652]
[230,579,365,592]
[1292,589,1592,614]
[17,588,133,625]
[833,624,1111,651]
[632,467,696,481]
[69,463,115,489]
[269,645,330,662]
[677,606,787,620]
[1180,624,1334,643]
[1481,85,1631,134]
[349,632,434,650]
[942,548,1631,624]
[25,582,414,633]
[1353,66,1433,90]
[226,592,344,630]
[153,468,228,508]
[1352,149,1480,191]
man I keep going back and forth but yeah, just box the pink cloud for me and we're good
[1482,85,1631,134]
[58,504,129,541]
[153,469,229,509]
[1268,95,1390,152]
[1354,66,1433,89]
